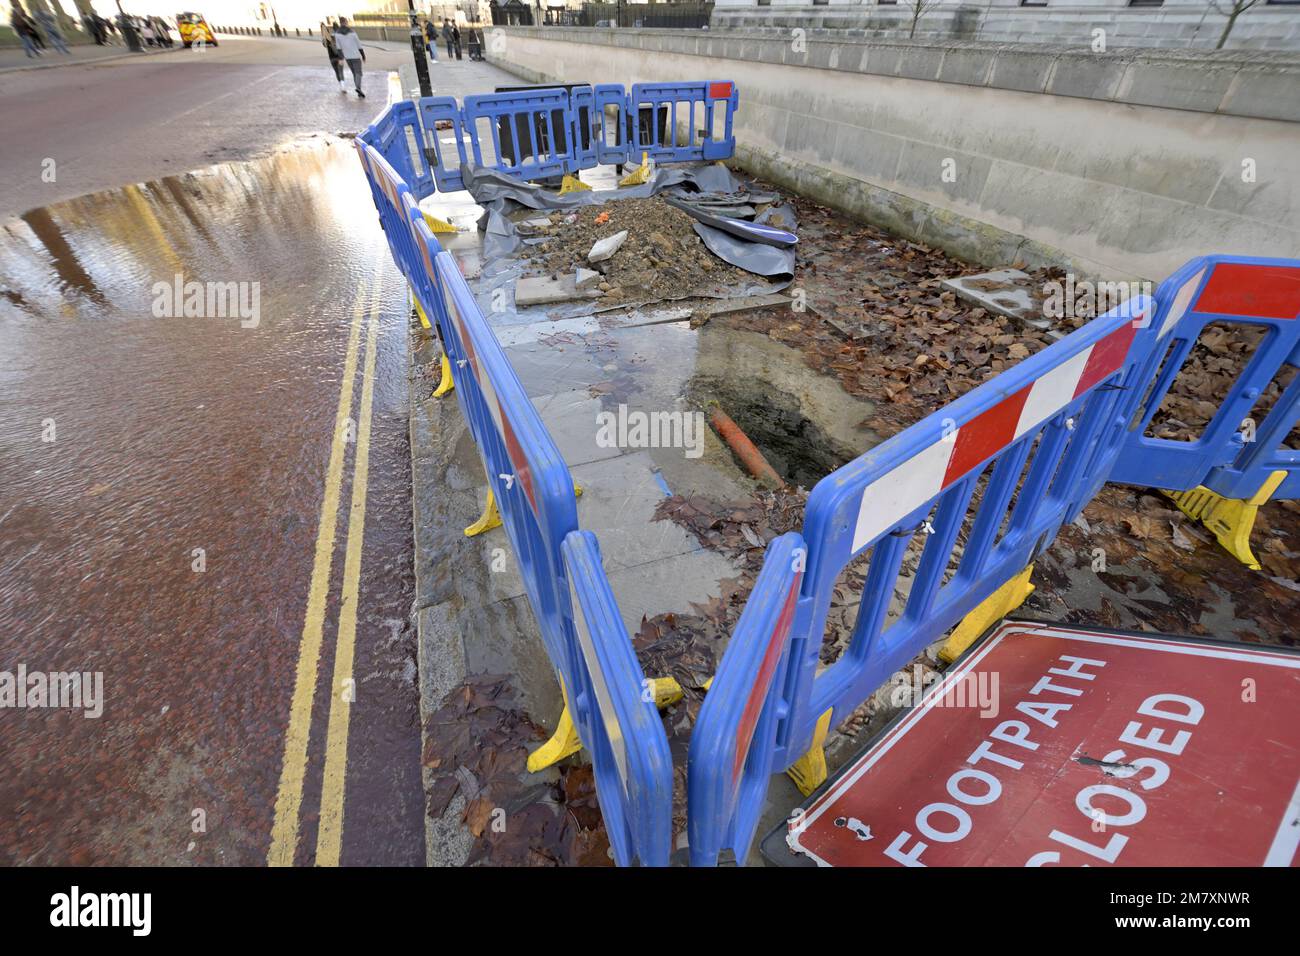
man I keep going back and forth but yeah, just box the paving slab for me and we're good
[941,268,1047,327]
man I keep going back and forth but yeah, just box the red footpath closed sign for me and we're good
[785,622,1300,867]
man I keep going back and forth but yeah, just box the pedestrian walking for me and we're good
[321,21,345,93]
[34,8,70,54]
[423,18,437,62]
[452,22,462,60]
[10,4,41,58]
[441,18,453,59]
[332,18,366,99]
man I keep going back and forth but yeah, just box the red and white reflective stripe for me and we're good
[440,274,539,516]
[1157,266,1206,340]
[1195,262,1300,321]
[731,570,801,785]
[850,317,1142,553]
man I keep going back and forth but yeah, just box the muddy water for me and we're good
[0,140,423,864]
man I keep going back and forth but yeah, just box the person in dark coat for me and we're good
[321,20,345,92]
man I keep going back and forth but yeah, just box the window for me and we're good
[1020,0,1047,6]
[1128,0,1164,6]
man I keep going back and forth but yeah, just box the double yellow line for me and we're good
[268,266,383,867]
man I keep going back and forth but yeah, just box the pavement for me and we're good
[0,40,171,73]
[0,34,481,865]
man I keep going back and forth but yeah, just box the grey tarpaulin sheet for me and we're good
[691,200,800,279]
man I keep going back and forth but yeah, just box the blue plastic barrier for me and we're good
[463,87,575,182]
[1111,255,1300,501]
[417,96,470,193]
[593,83,633,167]
[563,531,674,866]
[359,82,739,199]
[629,81,738,162]
[687,295,1159,863]
[688,532,805,867]
[356,124,684,865]
[430,245,582,683]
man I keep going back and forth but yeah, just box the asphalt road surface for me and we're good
[0,36,437,864]
[0,34,416,219]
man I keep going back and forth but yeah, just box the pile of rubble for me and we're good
[515,194,765,307]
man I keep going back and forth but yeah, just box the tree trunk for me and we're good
[1217,8,1240,50]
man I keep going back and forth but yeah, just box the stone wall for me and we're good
[709,0,1300,53]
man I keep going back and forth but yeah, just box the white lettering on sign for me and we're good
[1025,692,1205,866]
[883,653,1101,866]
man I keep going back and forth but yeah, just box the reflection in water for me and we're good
[0,137,418,864]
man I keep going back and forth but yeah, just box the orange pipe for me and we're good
[710,407,784,488]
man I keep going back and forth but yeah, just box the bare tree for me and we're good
[907,0,943,39]
[1209,0,1262,50]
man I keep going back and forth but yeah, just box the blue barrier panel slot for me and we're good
[417,96,469,193]
[629,81,737,162]
[593,84,631,167]
[1111,255,1300,500]
[563,531,674,867]
[463,88,574,181]
[688,532,804,866]
[569,84,599,171]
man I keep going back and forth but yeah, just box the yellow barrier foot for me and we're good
[422,211,457,234]
[464,487,503,537]
[559,174,590,194]
[938,564,1035,664]
[527,676,683,772]
[1163,470,1285,571]
[619,152,653,187]
[786,708,833,796]
[648,676,683,708]
[432,353,455,398]
[527,700,583,772]
[413,295,432,330]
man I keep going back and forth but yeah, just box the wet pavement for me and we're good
[0,35,416,218]
[0,138,424,865]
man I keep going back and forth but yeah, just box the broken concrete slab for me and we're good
[588,229,628,263]
[575,267,601,290]
[515,273,600,306]
[941,268,1050,329]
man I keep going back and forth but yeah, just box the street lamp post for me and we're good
[407,1,432,97]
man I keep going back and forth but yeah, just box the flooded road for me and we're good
[0,139,424,865]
